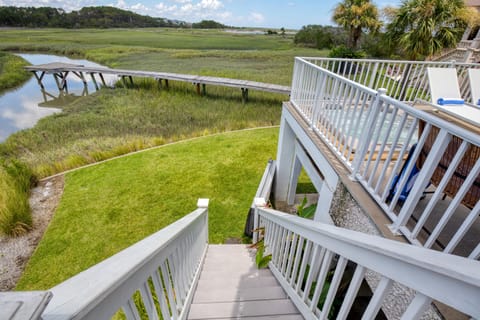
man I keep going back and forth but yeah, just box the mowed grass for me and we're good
[16,127,279,290]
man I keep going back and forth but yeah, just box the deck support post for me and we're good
[128,76,134,86]
[99,73,106,87]
[241,88,249,103]
[90,73,100,90]
[32,71,45,90]
[195,83,201,95]
[202,83,206,96]
[53,72,68,93]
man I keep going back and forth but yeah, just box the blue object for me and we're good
[437,98,464,105]
[387,144,428,203]
[477,99,480,106]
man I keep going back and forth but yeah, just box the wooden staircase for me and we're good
[187,244,302,319]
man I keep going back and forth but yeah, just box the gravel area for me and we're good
[0,175,64,291]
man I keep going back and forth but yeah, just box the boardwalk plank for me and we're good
[25,64,291,95]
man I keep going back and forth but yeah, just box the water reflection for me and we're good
[0,54,116,142]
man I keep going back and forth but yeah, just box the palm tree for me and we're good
[386,0,468,60]
[333,0,382,49]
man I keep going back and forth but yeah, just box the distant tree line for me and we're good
[0,6,187,28]
[191,20,227,29]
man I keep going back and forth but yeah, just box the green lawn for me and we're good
[16,127,279,290]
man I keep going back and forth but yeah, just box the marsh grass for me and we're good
[0,52,31,93]
[0,160,34,236]
[1,80,284,178]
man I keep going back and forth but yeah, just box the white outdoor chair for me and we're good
[427,67,464,105]
[468,68,480,106]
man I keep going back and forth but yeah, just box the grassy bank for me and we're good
[16,128,279,289]
[1,80,283,178]
[0,52,31,93]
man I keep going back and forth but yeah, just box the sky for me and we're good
[0,0,400,29]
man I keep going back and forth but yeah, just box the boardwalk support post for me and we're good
[241,88,249,103]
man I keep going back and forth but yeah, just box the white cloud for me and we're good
[116,0,127,8]
[155,2,178,14]
[249,12,264,23]
[199,0,222,10]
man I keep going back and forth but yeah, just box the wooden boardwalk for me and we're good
[188,244,302,320]
[25,62,291,102]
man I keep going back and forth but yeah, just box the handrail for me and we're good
[297,57,480,103]
[42,199,209,320]
[290,57,480,259]
[256,206,480,320]
[244,159,276,240]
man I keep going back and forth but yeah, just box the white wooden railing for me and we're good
[41,199,209,320]
[291,57,480,259]
[295,57,480,103]
[256,206,480,320]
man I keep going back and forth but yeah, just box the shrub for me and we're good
[328,45,366,59]
[0,160,34,236]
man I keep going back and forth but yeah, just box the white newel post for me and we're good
[197,198,209,244]
[253,197,267,243]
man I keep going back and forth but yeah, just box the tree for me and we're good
[332,0,381,49]
[386,0,469,60]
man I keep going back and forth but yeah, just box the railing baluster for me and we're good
[139,281,159,320]
[152,268,172,319]
[122,297,142,320]
[285,232,299,281]
[411,141,469,239]
[399,293,432,320]
[295,240,312,293]
[319,256,348,320]
[336,265,366,320]
[310,250,334,313]
[280,230,293,275]
[374,109,407,195]
[425,157,480,248]
[362,277,393,319]
[388,123,434,212]
[289,236,304,286]
[160,262,179,319]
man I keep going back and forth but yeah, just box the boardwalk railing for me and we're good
[290,57,480,259]
[256,206,480,320]
[295,57,480,103]
[41,200,209,320]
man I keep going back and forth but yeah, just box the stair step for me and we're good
[187,244,301,319]
[192,286,287,303]
[187,299,299,319]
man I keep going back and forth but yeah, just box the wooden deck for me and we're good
[188,244,302,320]
[24,62,291,102]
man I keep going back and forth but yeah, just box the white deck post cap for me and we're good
[197,198,209,208]
[254,197,267,207]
